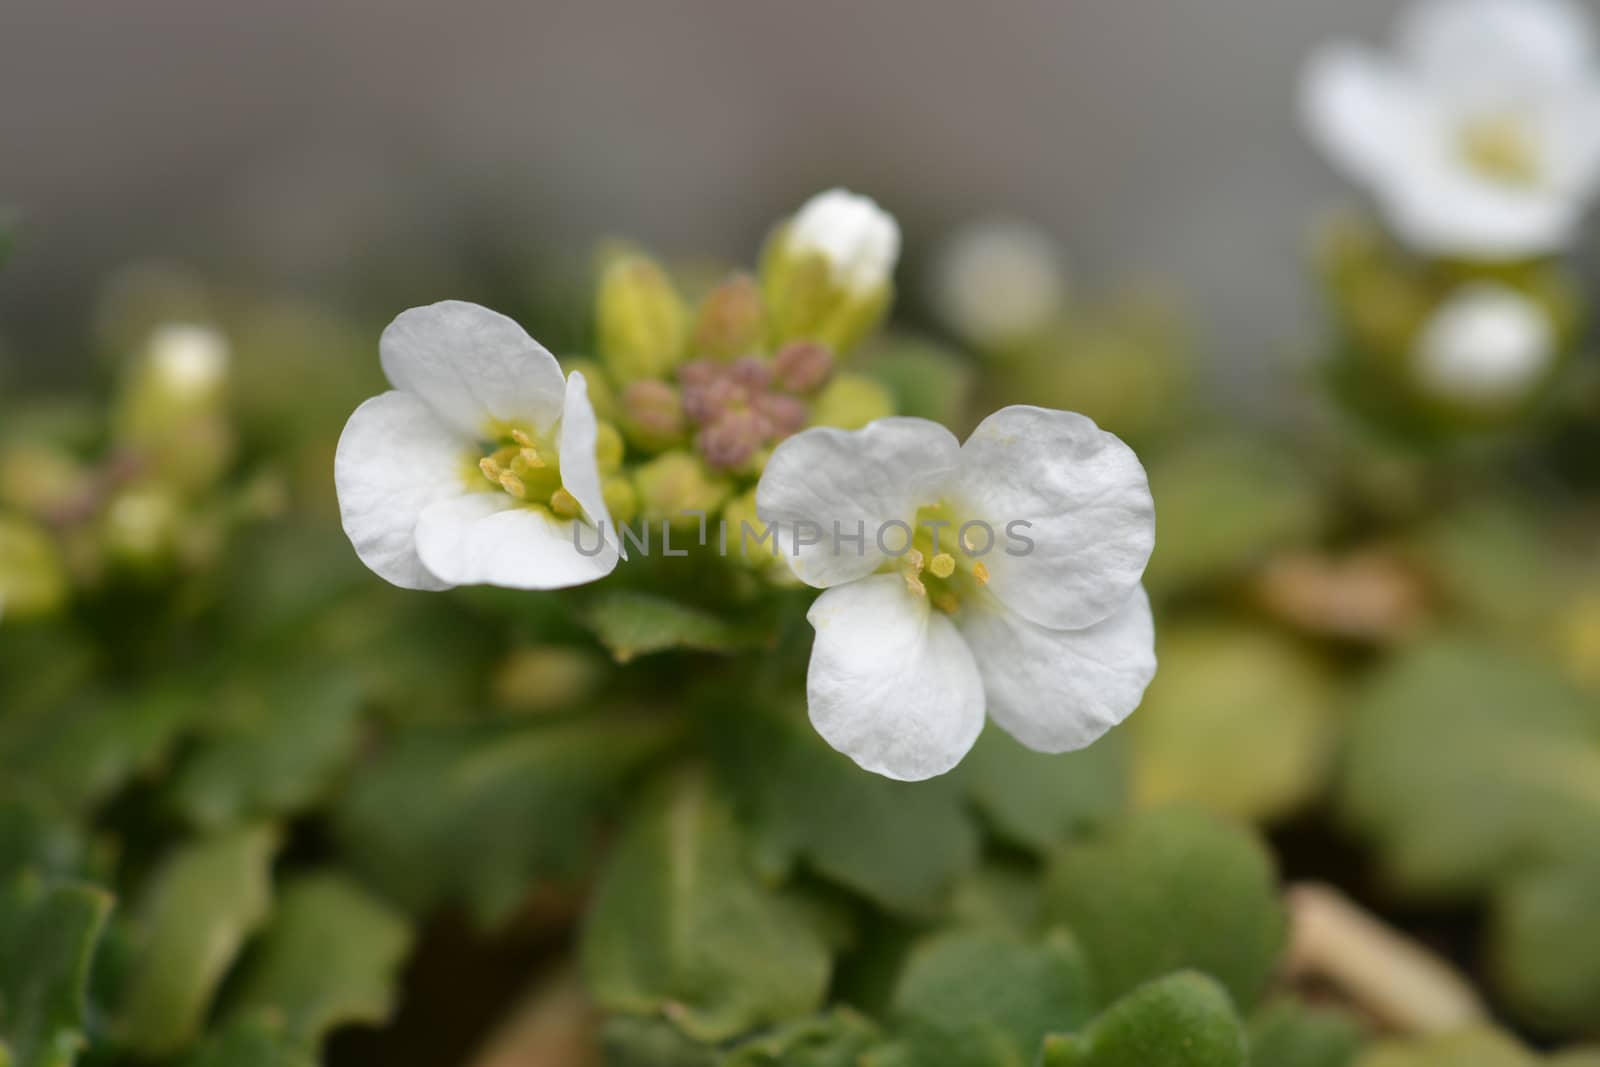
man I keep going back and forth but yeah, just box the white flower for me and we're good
[929,220,1068,347]
[335,300,620,591]
[756,407,1156,781]
[1302,0,1600,258]
[788,188,901,293]
[1413,281,1555,404]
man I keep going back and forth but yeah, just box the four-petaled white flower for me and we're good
[335,300,620,591]
[787,188,902,294]
[756,407,1157,781]
[1413,281,1555,405]
[1302,0,1600,258]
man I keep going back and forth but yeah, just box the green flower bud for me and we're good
[563,358,619,421]
[761,190,900,356]
[692,273,767,361]
[491,645,603,716]
[619,380,686,452]
[633,451,730,528]
[594,421,625,473]
[0,514,68,621]
[809,373,896,430]
[602,475,639,525]
[597,254,688,382]
[0,444,90,519]
[100,485,181,571]
[115,323,235,491]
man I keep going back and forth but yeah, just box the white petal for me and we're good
[1301,43,1417,183]
[413,493,619,590]
[788,188,902,292]
[1399,0,1595,91]
[805,574,985,781]
[1413,281,1555,403]
[557,370,622,559]
[334,391,468,591]
[380,301,567,439]
[757,417,959,589]
[1381,162,1581,257]
[952,405,1153,631]
[960,586,1156,754]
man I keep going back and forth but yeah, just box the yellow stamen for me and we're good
[933,592,960,615]
[511,428,535,447]
[929,552,956,579]
[549,487,583,518]
[1458,114,1540,187]
[906,548,925,572]
[974,561,990,586]
[479,456,502,483]
[499,471,527,499]
[518,447,545,469]
[904,572,927,597]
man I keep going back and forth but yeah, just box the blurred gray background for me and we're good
[2,0,1421,386]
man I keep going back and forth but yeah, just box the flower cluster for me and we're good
[333,189,1159,779]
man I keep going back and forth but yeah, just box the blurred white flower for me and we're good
[929,220,1068,347]
[787,188,901,294]
[146,324,229,399]
[335,300,619,591]
[1413,281,1555,405]
[756,407,1156,781]
[1302,0,1600,258]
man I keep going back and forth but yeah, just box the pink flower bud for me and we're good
[697,409,765,470]
[772,340,834,394]
[753,392,809,438]
[728,355,773,392]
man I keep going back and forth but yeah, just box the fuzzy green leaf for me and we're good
[581,773,831,1043]
[722,1009,882,1067]
[113,826,278,1058]
[0,874,112,1067]
[1042,808,1286,1009]
[1354,1028,1600,1067]
[955,726,1126,854]
[226,873,413,1046]
[868,928,1095,1067]
[1039,971,1247,1067]
[709,703,979,916]
[337,715,675,925]
[167,669,363,831]
[584,592,759,662]
[1248,998,1365,1067]
[1131,624,1335,822]
[600,1017,720,1067]
[173,1015,316,1067]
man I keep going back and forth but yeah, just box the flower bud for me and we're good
[762,189,899,355]
[116,323,235,491]
[597,254,688,382]
[618,380,686,452]
[492,645,603,715]
[562,358,619,421]
[593,421,625,473]
[0,515,68,622]
[697,409,766,471]
[100,485,182,570]
[602,475,639,525]
[752,392,808,438]
[633,451,730,527]
[1412,282,1555,411]
[809,373,896,430]
[772,340,834,393]
[692,273,768,361]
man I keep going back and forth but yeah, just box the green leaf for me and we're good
[226,873,413,1045]
[0,874,113,1067]
[172,1015,316,1067]
[1353,1028,1600,1067]
[955,725,1126,854]
[600,1017,719,1067]
[861,340,975,427]
[1248,998,1365,1067]
[1491,850,1600,1036]
[869,928,1095,1067]
[581,773,831,1043]
[337,715,675,925]
[1130,624,1336,822]
[722,1009,881,1067]
[1039,971,1247,1067]
[1042,808,1286,1009]
[0,797,88,885]
[113,826,278,1058]
[1340,638,1599,893]
[709,703,979,916]
[1142,438,1322,595]
[584,592,760,662]
[166,669,363,831]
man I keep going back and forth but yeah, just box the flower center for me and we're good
[896,503,991,614]
[472,426,582,518]
[1456,112,1541,188]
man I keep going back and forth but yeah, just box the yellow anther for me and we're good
[933,592,960,615]
[518,447,545,469]
[929,552,956,579]
[499,471,527,499]
[974,561,990,586]
[906,548,925,572]
[479,456,503,483]
[904,571,928,597]
[511,428,536,447]
[549,487,583,518]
